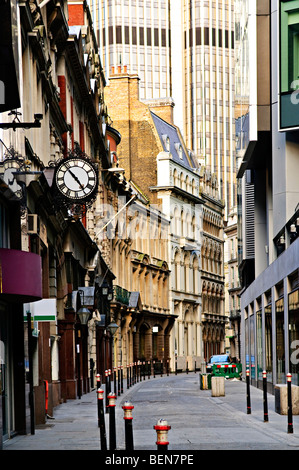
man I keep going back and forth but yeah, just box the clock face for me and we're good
[55,158,98,201]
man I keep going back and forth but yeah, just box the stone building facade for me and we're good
[104,66,225,371]
[0,0,109,443]
[200,169,226,361]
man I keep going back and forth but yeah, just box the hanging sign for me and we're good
[23,299,57,322]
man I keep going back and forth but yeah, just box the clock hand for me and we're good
[68,169,85,190]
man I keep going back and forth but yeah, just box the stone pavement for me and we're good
[3,373,299,452]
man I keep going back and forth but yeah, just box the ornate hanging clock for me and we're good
[52,147,99,214]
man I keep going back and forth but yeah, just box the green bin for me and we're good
[199,373,211,389]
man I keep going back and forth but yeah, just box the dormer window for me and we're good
[162,134,170,151]
[174,142,183,159]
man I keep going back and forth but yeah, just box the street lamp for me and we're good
[76,291,91,399]
[77,306,91,325]
[101,281,109,297]
[107,322,119,337]
[77,289,91,325]
[100,280,114,301]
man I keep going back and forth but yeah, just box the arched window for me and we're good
[174,251,180,290]
[173,168,178,186]
[184,254,189,292]
[181,210,184,238]
[192,256,199,294]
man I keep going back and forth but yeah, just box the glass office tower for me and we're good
[88,0,236,218]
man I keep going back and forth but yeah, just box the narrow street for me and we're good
[4,373,299,453]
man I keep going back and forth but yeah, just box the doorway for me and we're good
[0,304,14,442]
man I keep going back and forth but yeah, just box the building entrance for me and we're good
[0,304,13,443]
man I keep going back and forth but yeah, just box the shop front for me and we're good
[0,248,42,447]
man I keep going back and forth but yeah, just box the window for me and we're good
[0,205,10,249]
[256,309,263,381]
[289,289,299,385]
[276,297,285,383]
[280,0,299,129]
[265,304,273,383]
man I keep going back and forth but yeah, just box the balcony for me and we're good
[113,285,130,306]
[0,248,42,303]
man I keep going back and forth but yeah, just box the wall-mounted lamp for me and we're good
[77,306,90,325]
[77,290,91,324]
[107,322,119,336]
[100,280,114,301]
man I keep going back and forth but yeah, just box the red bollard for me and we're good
[97,388,107,450]
[263,370,268,422]
[105,370,109,413]
[96,373,101,388]
[154,419,171,451]
[287,373,293,434]
[108,369,112,392]
[246,368,251,414]
[122,401,134,450]
[108,392,117,450]
[118,366,121,396]
[114,367,117,397]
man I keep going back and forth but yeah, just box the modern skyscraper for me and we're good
[88,0,171,100]
[88,0,236,219]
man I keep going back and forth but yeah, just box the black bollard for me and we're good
[153,361,156,378]
[129,363,132,387]
[118,366,121,396]
[154,419,171,451]
[246,368,251,414]
[167,359,169,376]
[127,365,130,389]
[263,370,268,422]
[97,388,107,450]
[194,361,196,373]
[121,365,124,394]
[114,367,117,398]
[96,373,101,389]
[108,369,112,393]
[123,401,134,451]
[287,373,293,433]
[148,361,151,379]
[161,360,163,377]
[108,392,117,450]
[186,361,189,374]
[105,370,109,413]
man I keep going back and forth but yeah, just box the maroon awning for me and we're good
[0,248,42,303]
